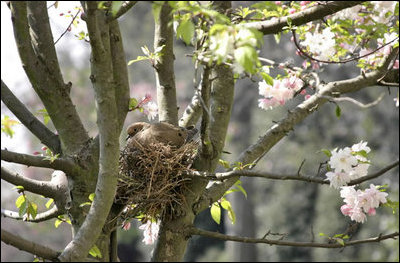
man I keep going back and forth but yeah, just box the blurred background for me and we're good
[1,1,399,261]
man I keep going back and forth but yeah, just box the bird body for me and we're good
[126,122,197,148]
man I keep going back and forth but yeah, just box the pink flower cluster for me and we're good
[325,141,371,189]
[340,184,388,223]
[258,75,304,110]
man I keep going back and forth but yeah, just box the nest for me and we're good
[116,141,198,222]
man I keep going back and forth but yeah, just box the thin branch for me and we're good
[107,1,138,22]
[320,93,385,109]
[243,1,365,35]
[54,9,81,45]
[1,80,61,154]
[348,160,399,186]
[1,205,62,223]
[1,228,60,261]
[1,149,77,174]
[190,160,399,186]
[189,227,399,248]
[179,85,203,127]
[1,167,59,198]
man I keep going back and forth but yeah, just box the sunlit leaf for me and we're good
[210,202,221,224]
[89,244,102,258]
[177,18,195,45]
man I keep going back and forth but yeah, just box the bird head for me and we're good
[126,122,148,140]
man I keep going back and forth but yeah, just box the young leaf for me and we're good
[89,245,103,258]
[88,193,95,202]
[177,19,195,45]
[45,198,54,209]
[234,45,258,74]
[15,195,26,208]
[335,105,341,119]
[55,218,63,228]
[319,149,332,158]
[219,159,231,169]
[210,202,221,224]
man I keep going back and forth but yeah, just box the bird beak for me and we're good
[126,135,130,141]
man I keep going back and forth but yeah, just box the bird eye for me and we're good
[178,132,182,137]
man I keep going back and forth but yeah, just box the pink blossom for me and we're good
[304,94,311,100]
[122,221,131,231]
[139,220,160,245]
[275,1,281,5]
[33,151,41,155]
[367,208,376,216]
[340,204,352,216]
[289,8,296,14]
[41,146,47,151]
[349,206,367,223]
[393,60,399,69]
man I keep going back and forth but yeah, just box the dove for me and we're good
[126,122,197,148]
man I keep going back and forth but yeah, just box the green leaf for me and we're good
[218,159,231,169]
[127,56,150,65]
[336,238,345,246]
[177,18,195,45]
[129,98,138,110]
[335,105,341,118]
[89,244,103,258]
[220,198,230,210]
[1,115,20,138]
[36,109,50,125]
[260,72,274,86]
[45,198,54,209]
[18,201,27,217]
[210,202,221,224]
[234,180,247,199]
[319,149,332,158]
[79,202,92,207]
[220,198,236,224]
[27,202,38,219]
[274,33,281,44]
[15,195,26,208]
[55,218,63,228]
[88,193,95,202]
[234,45,258,74]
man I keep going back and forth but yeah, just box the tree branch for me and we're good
[59,2,121,261]
[1,228,60,261]
[107,1,138,22]
[189,227,399,248]
[243,1,365,35]
[1,80,61,154]
[109,20,130,130]
[194,47,399,214]
[320,93,385,109]
[1,205,62,223]
[1,166,59,198]
[179,85,202,127]
[1,149,77,174]
[10,2,89,154]
[153,1,179,125]
[189,160,399,186]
